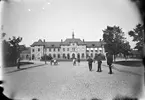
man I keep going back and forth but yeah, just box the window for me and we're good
[38,48,40,51]
[77,53,80,58]
[86,54,89,58]
[58,48,60,51]
[100,50,102,52]
[91,53,93,57]
[54,48,55,51]
[32,49,35,52]
[82,53,84,58]
[63,48,65,51]
[53,54,56,58]
[58,54,60,58]
[72,48,75,51]
[95,53,97,56]
[32,54,35,60]
[49,54,51,57]
[91,50,93,52]
[86,50,89,52]
[49,48,51,52]
[63,54,65,58]
[67,48,69,51]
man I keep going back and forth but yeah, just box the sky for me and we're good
[1,0,142,48]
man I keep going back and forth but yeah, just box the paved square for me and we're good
[2,61,144,100]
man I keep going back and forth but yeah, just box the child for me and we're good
[73,58,76,66]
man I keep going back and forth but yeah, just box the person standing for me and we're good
[17,57,20,69]
[106,53,113,74]
[73,58,76,66]
[87,56,93,71]
[96,53,103,72]
[77,57,80,66]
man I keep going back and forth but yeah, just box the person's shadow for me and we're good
[0,81,13,100]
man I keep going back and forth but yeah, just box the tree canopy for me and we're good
[103,25,131,61]
[3,36,23,67]
[128,23,144,55]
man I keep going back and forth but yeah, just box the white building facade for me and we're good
[30,33,105,60]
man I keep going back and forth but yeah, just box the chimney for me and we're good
[61,39,63,42]
[43,39,45,43]
[83,39,85,42]
[99,39,102,42]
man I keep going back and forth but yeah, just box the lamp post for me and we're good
[43,39,46,64]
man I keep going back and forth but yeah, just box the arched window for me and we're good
[53,54,56,58]
[77,53,80,59]
[82,53,84,58]
[72,53,75,58]
[58,54,60,58]
[63,54,65,58]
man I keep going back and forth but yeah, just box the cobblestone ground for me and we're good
[2,61,144,100]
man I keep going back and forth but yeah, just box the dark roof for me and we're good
[45,42,62,48]
[21,47,30,54]
[85,41,102,47]
[62,38,85,45]
[31,39,105,47]
[31,39,44,47]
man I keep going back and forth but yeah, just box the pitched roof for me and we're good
[45,42,62,48]
[31,39,105,48]
[85,41,102,47]
[21,47,30,54]
[62,38,85,45]
[31,39,44,47]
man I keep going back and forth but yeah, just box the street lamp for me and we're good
[43,39,46,64]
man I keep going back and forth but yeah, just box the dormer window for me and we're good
[51,44,54,47]
[38,48,40,52]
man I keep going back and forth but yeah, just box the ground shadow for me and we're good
[5,64,46,74]
[102,64,142,76]
[114,60,143,67]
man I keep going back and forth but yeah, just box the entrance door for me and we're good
[77,53,80,59]
[72,53,75,59]
[67,54,70,59]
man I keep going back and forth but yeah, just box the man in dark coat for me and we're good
[96,53,103,72]
[17,57,20,69]
[87,56,93,71]
[77,57,80,66]
[106,53,113,74]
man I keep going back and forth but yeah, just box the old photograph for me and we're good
[0,0,144,100]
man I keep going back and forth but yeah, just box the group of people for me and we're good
[72,57,80,66]
[87,53,113,74]
[16,53,113,74]
[50,58,58,65]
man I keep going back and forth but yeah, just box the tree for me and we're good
[103,26,127,61]
[8,36,22,64]
[120,41,131,59]
[128,24,144,56]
